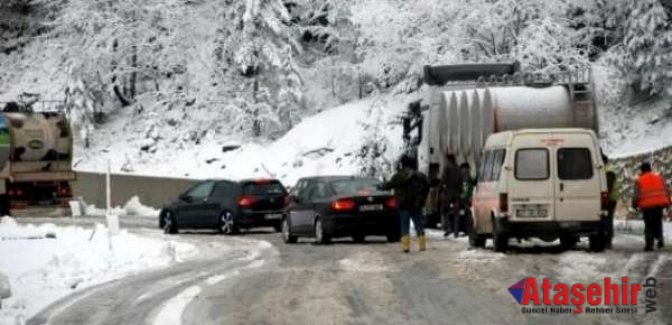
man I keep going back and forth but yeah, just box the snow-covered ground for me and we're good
[0,217,197,324]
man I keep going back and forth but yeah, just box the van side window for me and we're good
[558,148,593,180]
[515,148,549,180]
[479,151,493,182]
[490,149,506,181]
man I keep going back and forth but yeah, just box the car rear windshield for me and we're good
[558,148,593,180]
[243,182,286,196]
[515,148,549,180]
[330,179,382,195]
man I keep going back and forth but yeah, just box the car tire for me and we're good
[387,232,401,243]
[282,217,298,244]
[219,210,240,235]
[273,222,282,233]
[352,234,366,243]
[589,232,606,252]
[314,218,331,245]
[163,211,178,235]
[468,222,486,249]
[492,217,508,253]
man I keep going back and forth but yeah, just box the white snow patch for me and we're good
[82,196,160,217]
[152,285,202,325]
[0,217,197,323]
[615,219,672,239]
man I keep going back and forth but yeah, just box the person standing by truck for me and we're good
[379,155,430,253]
[632,162,671,251]
[458,162,476,236]
[602,154,620,249]
[440,153,463,238]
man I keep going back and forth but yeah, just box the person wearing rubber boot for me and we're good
[632,162,671,251]
[380,154,430,253]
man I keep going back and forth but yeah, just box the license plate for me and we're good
[516,208,548,218]
[265,213,283,220]
[359,204,383,212]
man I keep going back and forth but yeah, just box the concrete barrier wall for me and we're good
[72,172,200,209]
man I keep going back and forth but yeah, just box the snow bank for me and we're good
[0,271,10,300]
[82,196,160,217]
[0,217,197,323]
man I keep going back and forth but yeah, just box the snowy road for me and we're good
[14,216,672,325]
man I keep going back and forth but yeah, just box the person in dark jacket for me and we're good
[440,153,463,238]
[380,154,430,253]
[458,162,476,236]
[632,162,671,251]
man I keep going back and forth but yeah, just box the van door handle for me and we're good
[560,183,564,192]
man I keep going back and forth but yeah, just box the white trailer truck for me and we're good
[402,63,608,251]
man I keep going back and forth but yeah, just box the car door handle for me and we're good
[559,183,564,192]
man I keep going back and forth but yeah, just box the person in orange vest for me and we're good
[632,162,671,251]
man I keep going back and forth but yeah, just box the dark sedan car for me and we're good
[281,176,401,244]
[160,178,287,234]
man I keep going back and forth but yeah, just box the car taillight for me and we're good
[385,197,398,209]
[331,199,356,211]
[499,193,508,213]
[600,191,608,210]
[238,196,257,207]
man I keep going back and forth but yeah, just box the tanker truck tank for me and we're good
[0,110,75,215]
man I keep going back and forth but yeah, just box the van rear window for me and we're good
[558,148,593,180]
[515,149,549,180]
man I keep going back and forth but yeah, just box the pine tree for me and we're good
[620,0,672,95]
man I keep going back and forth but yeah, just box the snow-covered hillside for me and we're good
[2,0,672,180]
[77,93,417,186]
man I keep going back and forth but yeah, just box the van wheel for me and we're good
[560,234,579,250]
[467,218,486,248]
[589,233,606,252]
[492,218,508,253]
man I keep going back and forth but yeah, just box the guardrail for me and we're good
[72,171,200,209]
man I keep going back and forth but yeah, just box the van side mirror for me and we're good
[286,195,301,205]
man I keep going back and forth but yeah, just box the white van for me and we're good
[469,128,608,252]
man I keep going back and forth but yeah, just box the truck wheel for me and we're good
[589,233,606,252]
[492,218,508,253]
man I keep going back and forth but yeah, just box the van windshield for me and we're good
[515,148,549,180]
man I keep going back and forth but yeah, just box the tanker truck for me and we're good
[402,63,609,252]
[0,102,75,216]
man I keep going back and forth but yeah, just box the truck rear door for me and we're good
[553,132,601,222]
[508,134,554,222]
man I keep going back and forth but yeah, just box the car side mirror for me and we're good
[179,193,192,202]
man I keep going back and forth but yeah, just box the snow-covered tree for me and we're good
[355,100,392,177]
[618,0,672,95]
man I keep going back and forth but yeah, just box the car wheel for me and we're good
[314,218,331,245]
[273,222,282,233]
[352,234,366,243]
[468,220,486,248]
[386,232,401,243]
[163,211,178,235]
[282,217,297,244]
[492,217,508,253]
[219,210,240,235]
[589,232,606,252]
